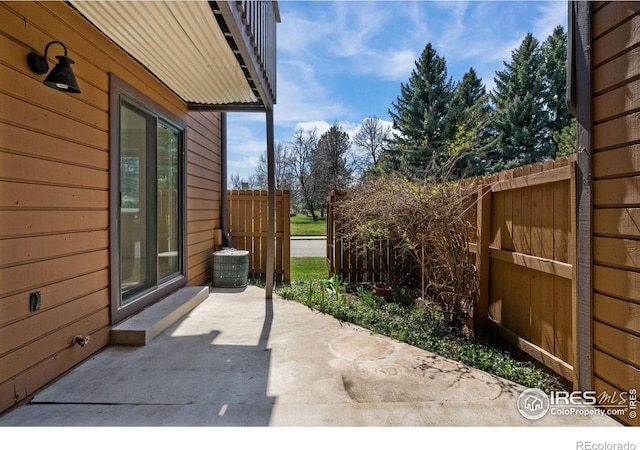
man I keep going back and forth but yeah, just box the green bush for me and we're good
[335,176,478,329]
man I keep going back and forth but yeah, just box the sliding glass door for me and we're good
[118,99,183,309]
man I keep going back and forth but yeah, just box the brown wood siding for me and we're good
[0,1,222,413]
[592,2,640,426]
[186,111,222,286]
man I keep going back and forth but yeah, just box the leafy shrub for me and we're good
[336,175,478,330]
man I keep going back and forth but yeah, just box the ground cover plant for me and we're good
[277,277,561,392]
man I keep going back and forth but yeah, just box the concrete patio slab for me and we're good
[0,286,621,427]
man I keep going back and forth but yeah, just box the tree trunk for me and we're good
[307,205,317,221]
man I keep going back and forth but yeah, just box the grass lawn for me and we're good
[290,257,328,281]
[290,214,326,236]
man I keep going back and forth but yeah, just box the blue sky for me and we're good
[226,1,568,182]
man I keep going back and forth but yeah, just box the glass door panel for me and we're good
[120,104,151,302]
[157,123,180,281]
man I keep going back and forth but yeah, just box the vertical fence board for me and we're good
[283,191,291,280]
[326,191,334,275]
[529,163,546,350]
[337,199,344,278]
[569,161,578,388]
[541,160,557,355]
[502,170,515,252]
[490,177,503,249]
[534,273,556,354]
[489,259,503,323]
[474,184,491,338]
[501,169,515,333]
[490,179,505,326]
[553,160,572,366]
[247,191,256,270]
[520,167,531,338]
[275,192,282,278]
[511,169,524,336]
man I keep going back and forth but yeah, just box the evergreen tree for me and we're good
[448,68,487,124]
[553,118,577,157]
[541,25,572,152]
[488,33,551,171]
[386,43,455,174]
[445,67,491,178]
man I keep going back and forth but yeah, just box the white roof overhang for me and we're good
[70,0,264,108]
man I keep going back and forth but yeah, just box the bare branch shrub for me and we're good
[336,173,479,329]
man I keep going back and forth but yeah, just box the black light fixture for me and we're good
[27,41,81,94]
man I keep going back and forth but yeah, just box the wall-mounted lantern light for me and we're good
[27,41,81,94]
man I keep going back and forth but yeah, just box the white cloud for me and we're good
[279,2,422,82]
[534,1,568,40]
[327,3,388,58]
[356,49,417,81]
[421,2,522,76]
[278,9,329,57]
[432,1,469,53]
[225,116,268,180]
[227,155,261,171]
[226,120,266,154]
[227,137,265,156]
[294,120,332,136]
[274,57,351,127]
[339,121,361,141]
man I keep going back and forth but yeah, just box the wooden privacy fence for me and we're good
[466,155,577,385]
[327,155,578,385]
[327,190,396,283]
[227,190,290,282]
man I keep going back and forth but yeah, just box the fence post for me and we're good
[569,160,579,390]
[474,183,492,339]
[283,190,291,282]
[334,193,343,279]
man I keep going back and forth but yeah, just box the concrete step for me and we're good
[111,286,209,346]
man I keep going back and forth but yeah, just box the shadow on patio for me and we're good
[0,287,275,426]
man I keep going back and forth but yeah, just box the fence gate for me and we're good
[227,190,290,282]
